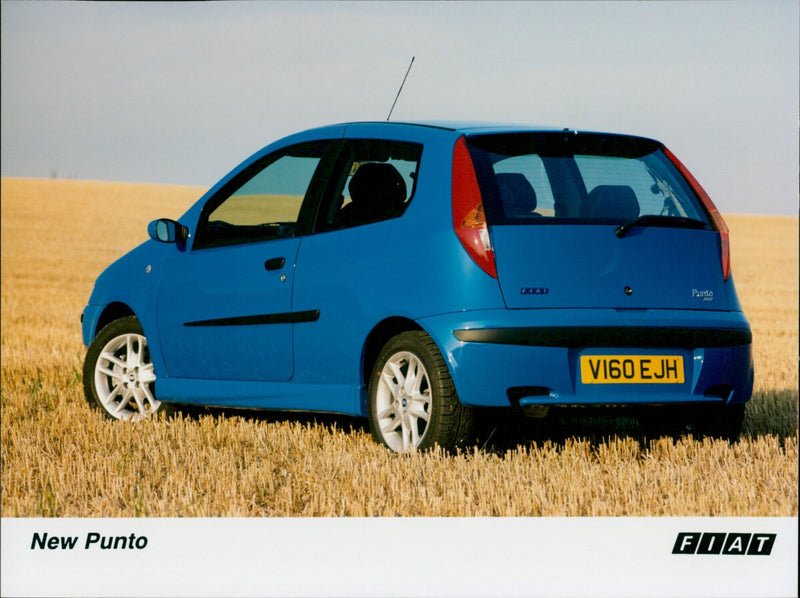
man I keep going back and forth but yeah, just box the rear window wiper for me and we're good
[615,215,709,238]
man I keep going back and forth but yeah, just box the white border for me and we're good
[2,517,797,597]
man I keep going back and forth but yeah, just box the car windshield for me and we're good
[466,132,710,226]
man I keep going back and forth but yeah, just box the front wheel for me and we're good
[368,331,474,453]
[83,316,162,421]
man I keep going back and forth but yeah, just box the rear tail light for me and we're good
[663,146,731,281]
[452,136,497,278]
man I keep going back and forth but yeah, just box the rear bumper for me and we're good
[419,308,754,408]
[453,326,751,348]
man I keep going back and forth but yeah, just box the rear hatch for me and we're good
[464,132,731,311]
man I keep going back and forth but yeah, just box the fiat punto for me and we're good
[82,121,753,452]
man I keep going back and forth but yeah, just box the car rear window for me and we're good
[466,132,710,226]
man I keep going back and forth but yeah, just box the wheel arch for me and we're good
[360,317,424,413]
[94,302,137,338]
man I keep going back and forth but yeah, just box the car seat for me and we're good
[338,163,407,227]
[496,173,541,219]
[582,185,640,220]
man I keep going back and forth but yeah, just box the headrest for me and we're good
[496,173,537,217]
[348,163,407,206]
[584,185,640,220]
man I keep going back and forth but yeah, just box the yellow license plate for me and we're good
[580,355,684,384]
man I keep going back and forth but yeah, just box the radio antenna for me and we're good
[386,56,415,121]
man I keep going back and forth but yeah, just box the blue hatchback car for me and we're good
[82,121,754,452]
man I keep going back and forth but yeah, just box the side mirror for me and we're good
[147,218,188,244]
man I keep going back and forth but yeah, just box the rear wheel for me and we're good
[368,331,474,453]
[83,316,162,421]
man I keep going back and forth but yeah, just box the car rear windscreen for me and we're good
[465,132,710,226]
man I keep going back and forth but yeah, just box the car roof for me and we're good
[282,121,660,149]
[337,120,566,133]
[328,120,659,140]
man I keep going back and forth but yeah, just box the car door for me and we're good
[156,140,335,382]
[291,137,425,389]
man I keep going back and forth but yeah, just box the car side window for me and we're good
[318,139,423,231]
[193,141,330,249]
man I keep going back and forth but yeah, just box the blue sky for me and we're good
[1,1,797,215]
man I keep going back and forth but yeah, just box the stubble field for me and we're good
[1,176,797,517]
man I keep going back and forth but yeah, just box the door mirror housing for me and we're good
[148,219,188,244]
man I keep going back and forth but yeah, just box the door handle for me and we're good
[265,257,286,271]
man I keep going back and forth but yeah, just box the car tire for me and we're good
[83,316,162,421]
[368,331,474,453]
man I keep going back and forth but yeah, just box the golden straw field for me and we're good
[1,177,797,517]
